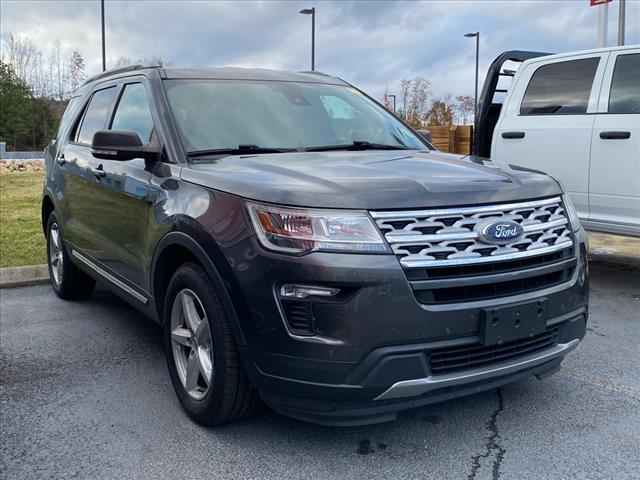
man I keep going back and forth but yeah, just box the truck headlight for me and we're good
[562,194,582,232]
[247,202,387,254]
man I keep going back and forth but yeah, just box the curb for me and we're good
[0,264,49,288]
[588,233,640,271]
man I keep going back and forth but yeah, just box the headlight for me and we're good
[562,193,582,232]
[247,202,387,254]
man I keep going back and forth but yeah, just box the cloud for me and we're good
[2,0,639,102]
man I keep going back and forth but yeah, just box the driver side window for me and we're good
[111,83,155,143]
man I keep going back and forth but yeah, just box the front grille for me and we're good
[430,327,559,375]
[371,197,576,304]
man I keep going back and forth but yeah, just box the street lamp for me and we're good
[101,0,106,71]
[299,7,316,71]
[388,94,397,113]
[464,32,480,128]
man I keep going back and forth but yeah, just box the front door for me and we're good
[589,49,640,234]
[60,85,119,255]
[89,81,157,288]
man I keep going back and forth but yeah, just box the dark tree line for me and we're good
[0,60,65,152]
[0,33,88,151]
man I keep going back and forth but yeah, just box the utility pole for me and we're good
[388,94,396,113]
[597,1,609,48]
[464,32,480,129]
[299,8,316,71]
[101,0,106,71]
[618,0,626,46]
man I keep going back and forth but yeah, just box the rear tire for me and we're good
[163,263,260,426]
[46,213,95,300]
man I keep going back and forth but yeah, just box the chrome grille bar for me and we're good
[372,197,575,269]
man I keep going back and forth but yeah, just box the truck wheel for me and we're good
[46,213,95,300]
[163,263,260,426]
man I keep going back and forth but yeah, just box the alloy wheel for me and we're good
[49,222,64,287]
[170,289,214,400]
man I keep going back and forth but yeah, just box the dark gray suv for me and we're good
[42,65,589,426]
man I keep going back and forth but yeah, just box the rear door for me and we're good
[492,53,608,220]
[589,49,640,235]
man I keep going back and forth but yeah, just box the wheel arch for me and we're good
[151,223,248,346]
[41,193,56,235]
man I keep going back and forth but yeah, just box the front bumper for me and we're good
[226,221,589,425]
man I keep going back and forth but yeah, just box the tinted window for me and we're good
[111,83,154,142]
[76,87,117,144]
[520,58,600,115]
[609,54,640,114]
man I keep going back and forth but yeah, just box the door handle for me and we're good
[56,154,66,165]
[91,166,106,178]
[599,131,631,140]
[502,131,526,139]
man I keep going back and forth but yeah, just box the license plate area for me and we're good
[482,299,548,346]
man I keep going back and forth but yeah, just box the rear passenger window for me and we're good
[609,54,640,114]
[520,58,600,115]
[76,87,117,144]
[111,83,155,142]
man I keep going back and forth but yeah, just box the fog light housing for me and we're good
[280,284,340,299]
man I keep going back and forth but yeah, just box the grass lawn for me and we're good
[0,171,46,268]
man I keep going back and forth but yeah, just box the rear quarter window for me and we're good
[520,58,600,115]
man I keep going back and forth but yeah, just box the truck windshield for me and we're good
[163,79,428,154]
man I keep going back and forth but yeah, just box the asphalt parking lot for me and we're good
[1,260,639,480]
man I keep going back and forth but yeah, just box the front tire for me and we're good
[46,213,95,300]
[163,263,260,426]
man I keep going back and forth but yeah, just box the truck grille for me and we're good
[371,197,576,304]
[429,326,559,375]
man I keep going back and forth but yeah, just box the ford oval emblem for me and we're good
[476,219,524,245]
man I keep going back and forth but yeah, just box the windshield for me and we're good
[163,79,428,153]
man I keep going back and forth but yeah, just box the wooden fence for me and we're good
[423,126,473,155]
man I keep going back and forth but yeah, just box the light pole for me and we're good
[299,7,315,71]
[388,94,396,113]
[618,0,626,46]
[464,32,480,128]
[101,0,106,71]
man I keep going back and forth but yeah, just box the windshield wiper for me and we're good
[304,141,413,152]
[188,145,296,158]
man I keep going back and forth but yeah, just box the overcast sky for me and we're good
[2,0,639,102]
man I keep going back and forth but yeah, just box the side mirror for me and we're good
[91,130,160,161]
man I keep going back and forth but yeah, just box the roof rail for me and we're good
[298,70,335,78]
[80,64,161,87]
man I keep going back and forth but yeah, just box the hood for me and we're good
[180,150,562,210]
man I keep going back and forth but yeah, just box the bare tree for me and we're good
[406,77,431,127]
[455,95,475,125]
[4,34,37,86]
[399,79,412,120]
[114,55,167,68]
[114,56,133,67]
[68,50,86,91]
[52,40,66,100]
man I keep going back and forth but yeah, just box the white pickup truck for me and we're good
[476,46,639,237]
